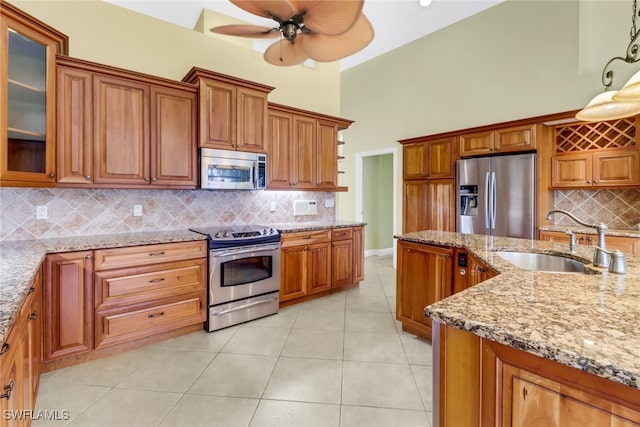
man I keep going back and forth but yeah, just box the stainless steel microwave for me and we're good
[200,148,267,190]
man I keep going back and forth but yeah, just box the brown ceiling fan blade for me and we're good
[230,0,295,21]
[302,13,373,62]
[294,0,364,35]
[264,36,309,66]
[210,24,280,38]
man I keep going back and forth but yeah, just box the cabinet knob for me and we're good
[0,343,9,355]
[585,180,590,184]
[49,173,56,178]
[85,175,92,180]
[144,177,150,182]
[30,312,37,321]
[86,255,92,260]
[152,177,157,181]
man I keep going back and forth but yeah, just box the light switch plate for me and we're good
[133,205,143,217]
[325,198,335,208]
[293,200,318,216]
[36,205,47,220]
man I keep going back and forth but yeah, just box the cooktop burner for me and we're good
[189,225,280,249]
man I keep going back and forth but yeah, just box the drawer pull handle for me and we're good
[148,278,165,283]
[30,312,37,321]
[28,287,35,294]
[147,312,165,318]
[148,251,166,256]
[0,344,8,355]
[302,236,311,240]
[0,381,14,399]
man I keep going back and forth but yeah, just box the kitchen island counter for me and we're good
[396,230,640,390]
[0,230,207,347]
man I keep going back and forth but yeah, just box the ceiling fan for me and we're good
[210,0,374,66]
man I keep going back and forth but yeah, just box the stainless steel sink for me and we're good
[493,251,586,273]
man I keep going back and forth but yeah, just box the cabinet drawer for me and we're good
[331,228,353,241]
[281,229,331,248]
[94,241,207,270]
[95,259,206,310]
[95,295,205,348]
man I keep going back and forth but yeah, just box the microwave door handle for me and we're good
[253,161,258,189]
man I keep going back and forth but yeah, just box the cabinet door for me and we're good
[397,241,452,340]
[607,235,640,255]
[56,65,93,184]
[460,131,494,157]
[236,87,267,153]
[307,242,331,294]
[93,74,150,185]
[21,269,42,413]
[468,254,496,286]
[292,115,316,188]
[427,138,456,178]
[280,245,306,302]
[425,179,456,232]
[316,120,338,189]
[403,181,429,233]
[0,328,23,427]
[352,226,364,283]
[551,154,592,187]
[267,110,294,189]
[331,239,353,288]
[0,13,62,185]
[495,124,536,153]
[403,142,427,180]
[593,150,639,187]
[198,78,235,149]
[44,251,94,361]
[150,85,197,186]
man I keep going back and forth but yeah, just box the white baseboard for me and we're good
[365,247,394,257]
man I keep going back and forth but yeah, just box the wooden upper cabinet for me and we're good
[551,117,640,189]
[182,67,274,153]
[402,137,456,180]
[459,124,536,157]
[57,65,93,184]
[150,85,197,186]
[93,74,150,185]
[267,103,353,191]
[1,1,68,186]
[56,56,198,189]
[403,179,455,233]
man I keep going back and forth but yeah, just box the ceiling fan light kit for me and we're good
[210,0,375,66]
[577,0,640,121]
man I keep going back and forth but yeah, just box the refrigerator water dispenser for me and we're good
[459,185,478,216]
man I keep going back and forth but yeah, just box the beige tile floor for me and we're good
[33,255,433,427]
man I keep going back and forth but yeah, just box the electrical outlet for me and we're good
[325,198,335,208]
[270,201,276,212]
[36,205,47,220]
[133,205,143,217]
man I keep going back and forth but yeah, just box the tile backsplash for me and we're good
[0,188,336,241]
[552,189,640,230]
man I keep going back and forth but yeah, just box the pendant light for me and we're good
[576,0,640,121]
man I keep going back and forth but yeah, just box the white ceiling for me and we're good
[104,0,504,71]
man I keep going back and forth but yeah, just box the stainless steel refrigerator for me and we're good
[456,153,536,239]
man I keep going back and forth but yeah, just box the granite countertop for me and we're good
[540,225,640,238]
[274,220,365,233]
[0,230,207,347]
[396,230,640,389]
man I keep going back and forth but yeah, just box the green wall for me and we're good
[363,154,394,251]
[338,0,633,230]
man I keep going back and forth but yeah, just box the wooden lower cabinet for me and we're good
[434,324,640,427]
[0,266,43,427]
[331,228,353,288]
[396,240,452,340]
[540,230,640,255]
[44,251,94,361]
[42,241,207,370]
[352,226,364,283]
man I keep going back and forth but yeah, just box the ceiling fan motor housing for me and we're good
[281,22,299,41]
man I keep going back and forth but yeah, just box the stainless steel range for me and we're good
[189,225,280,331]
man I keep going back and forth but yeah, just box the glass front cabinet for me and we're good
[0,1,67,185]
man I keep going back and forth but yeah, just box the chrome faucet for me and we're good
[546,209,609,268]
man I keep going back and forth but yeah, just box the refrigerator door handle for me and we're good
[484,172,491,229]
[491,171,497,229]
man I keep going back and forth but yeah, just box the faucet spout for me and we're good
[546,209,609,268]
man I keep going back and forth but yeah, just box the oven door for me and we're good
[209,243,280,305]
[201,156,256,190]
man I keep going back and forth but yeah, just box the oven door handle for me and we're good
[211,243,281,258]
[211,295,279,316]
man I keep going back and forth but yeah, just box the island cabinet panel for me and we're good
[434,324,640,427]
[43,251,94,361]
[396,241,452,341]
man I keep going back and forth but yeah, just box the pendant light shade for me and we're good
[612,70,640,102]
[575,90,640,122]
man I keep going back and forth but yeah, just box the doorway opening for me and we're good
[355,148,398,265]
